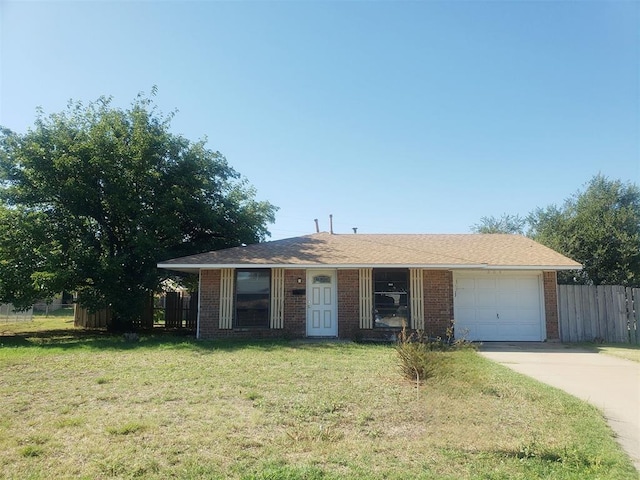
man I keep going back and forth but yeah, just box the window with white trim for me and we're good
[373,269,409,328]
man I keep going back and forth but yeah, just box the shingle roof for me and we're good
[158,232,581,271]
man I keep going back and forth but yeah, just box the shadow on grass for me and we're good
[492,447,618,470]
[0,328,354,353]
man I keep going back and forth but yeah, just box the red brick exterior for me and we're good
[198,269,220,339]
[196,267,559,342]
[543,271,560,340]
[424,270,454,338]
[198,269,306,340]
[337,270,359,338]
[283,269,306,337]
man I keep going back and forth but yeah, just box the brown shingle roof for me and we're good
[158,232,581,271]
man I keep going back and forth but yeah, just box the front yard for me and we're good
[0,323,636,479]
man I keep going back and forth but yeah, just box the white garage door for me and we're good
[453,271,545,341]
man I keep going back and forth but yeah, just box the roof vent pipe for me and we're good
[314,218,319,233]
[352,227,358,234]
[329,214,334,234]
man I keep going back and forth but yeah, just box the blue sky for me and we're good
[1,0,638,240]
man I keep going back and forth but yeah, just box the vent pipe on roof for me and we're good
[329,214,334,234]
[352,227,358,234]
[314,218,319,233]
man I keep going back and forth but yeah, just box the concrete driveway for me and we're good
[479,342,640,471]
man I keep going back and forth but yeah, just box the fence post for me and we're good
[613,287,628,343]
[558,285,568,341]
[632,288,640,346]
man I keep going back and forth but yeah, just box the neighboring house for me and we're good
[157,232,581,342]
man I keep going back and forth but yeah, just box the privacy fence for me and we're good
[74,291,198,331]
[558,285,639,345]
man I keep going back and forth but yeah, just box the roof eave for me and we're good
[158,263,582,271]
[484,264,582,271]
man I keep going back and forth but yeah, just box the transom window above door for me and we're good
[312,275,332,284]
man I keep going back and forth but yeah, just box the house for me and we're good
[157,232,581,342]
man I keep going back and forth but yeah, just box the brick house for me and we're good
[158,232,581,342]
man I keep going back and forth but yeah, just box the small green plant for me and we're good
[20,445,44,457]
[106,422,147,435]
[517,439,539,459]
[55,416,84,428]
[246,391,262,401]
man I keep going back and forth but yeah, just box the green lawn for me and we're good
[0,322,637,479]
[572,340,640,363]
[595,344,640,363]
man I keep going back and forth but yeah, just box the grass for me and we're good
[0,308,76,336]
[595,344,640,363]
[0,321,637,479]
[573,340,640,363]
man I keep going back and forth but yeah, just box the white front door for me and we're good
[307,269,337,337]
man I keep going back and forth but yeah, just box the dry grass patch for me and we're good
[0,331,636,479]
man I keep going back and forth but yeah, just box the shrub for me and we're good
[396,325,475,382]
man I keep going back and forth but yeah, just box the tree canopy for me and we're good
[471,174,640,287]
[471,214,526,235]
[0,93,277,328]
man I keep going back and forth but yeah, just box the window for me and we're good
[373,269,409,328]
[235,269,270,327]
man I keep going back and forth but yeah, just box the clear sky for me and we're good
[1,0,638,240]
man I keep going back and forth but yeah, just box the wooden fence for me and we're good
[164,291,198,330]
[74,292,197,331]
[74,305,113,329]
[558,285,639,344]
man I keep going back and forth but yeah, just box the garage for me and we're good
[453,271,545,341]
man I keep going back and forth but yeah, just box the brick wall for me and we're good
[197,267,556,341]
[198,268,301,340]
[424,270,454,338]
[196,268,367,339]
[338,270,359,338]
[543,271,560,340]
[283,269,306,337]
[198,269,220,339]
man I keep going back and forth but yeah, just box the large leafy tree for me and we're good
[471,174,640,286]
[0,93,276,329]
[528,175,639,286]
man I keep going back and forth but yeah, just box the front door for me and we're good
[306,269,337,337]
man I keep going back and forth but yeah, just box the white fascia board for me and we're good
[156,265,201,274]
[484,265,582,271]
[326,264,486,270]
[159,263,489,270]
[159,262,581,271]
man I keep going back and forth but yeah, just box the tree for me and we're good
[0,93,277,329]
[470,213,526,234]
[528,175,640,286]
[0,205,69,309]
